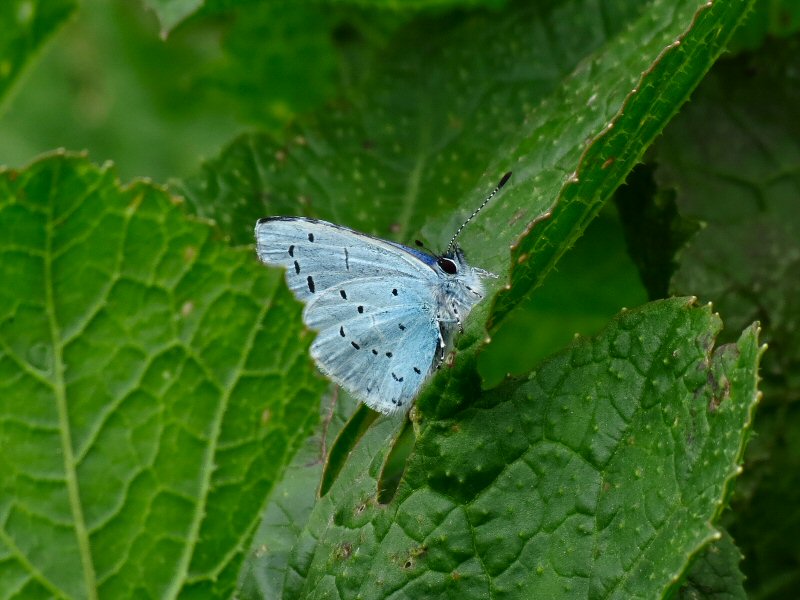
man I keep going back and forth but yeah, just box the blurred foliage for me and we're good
[0,0,76,105]
[0,0,794,597]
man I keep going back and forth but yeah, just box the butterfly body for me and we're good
[254,216,492,414]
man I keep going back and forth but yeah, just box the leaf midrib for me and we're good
[46,161,99,599]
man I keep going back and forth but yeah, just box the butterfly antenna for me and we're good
[446,171,512,254]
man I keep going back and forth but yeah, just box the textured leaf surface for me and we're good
[678,530,745,600]
[237,392,358,600]
[0,0,76,108]
[487,0,754,334]
[650,38,800,598]
[0,154,325,599]
[180,0,753,392]
[285,298,761,598]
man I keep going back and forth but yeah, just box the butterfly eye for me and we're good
[438,257,458,275]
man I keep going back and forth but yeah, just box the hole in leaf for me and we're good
[319,404,378,497]
[377,417,415,504]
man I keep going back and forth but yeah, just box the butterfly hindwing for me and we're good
[303,277,438,413]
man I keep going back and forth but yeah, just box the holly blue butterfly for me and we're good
[254,172,511,414]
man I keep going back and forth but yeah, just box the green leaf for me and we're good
[649,37,800,597]
[677,529,746,600]
[0,154,325,598]
[613,164,700,300]
[478,204,648,388]
[182,0,708,253]
[0,0,76,109]
[179,0,753,392]
[658,41,800,374]
[284,298,762,598]
[237,392,359,600]
[487,0,754,335]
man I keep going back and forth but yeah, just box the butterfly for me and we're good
[254,172,511,414]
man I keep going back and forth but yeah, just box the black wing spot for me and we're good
[413,367,421,374]
[294,260,300,274]
[372,349,378,355]
[398,323,406,331]
[307,276,315,293]
[339,326,345,337]
[288,245,294,257]
[351,341,360,350]
[308,232,315,242]
[386,352,393,358]
[344,248,350,270]
[392,288,398,296]
[357,306,364,313]
[391,372,404,382]
[340,290,347,299]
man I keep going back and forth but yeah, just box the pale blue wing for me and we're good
[304,277,438,413]
[254,217,441,413]
[254,217,435,303]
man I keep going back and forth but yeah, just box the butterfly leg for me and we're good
[436,324,446,369]
[451,302,464,333]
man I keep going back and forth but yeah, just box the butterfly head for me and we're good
[436,244,495,286]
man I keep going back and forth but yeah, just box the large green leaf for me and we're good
[0,0,76,110]
[0,154,325,598]
[180,0,753,399]
[237,391,359,600]
[284,298,761,598]
[646,37,800,598]
[487,0,753,335]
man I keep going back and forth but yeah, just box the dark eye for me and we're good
[438,257,457,274]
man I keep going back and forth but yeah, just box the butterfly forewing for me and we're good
[255,217,432,303]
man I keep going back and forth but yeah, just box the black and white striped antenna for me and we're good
[446,171,512,254]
